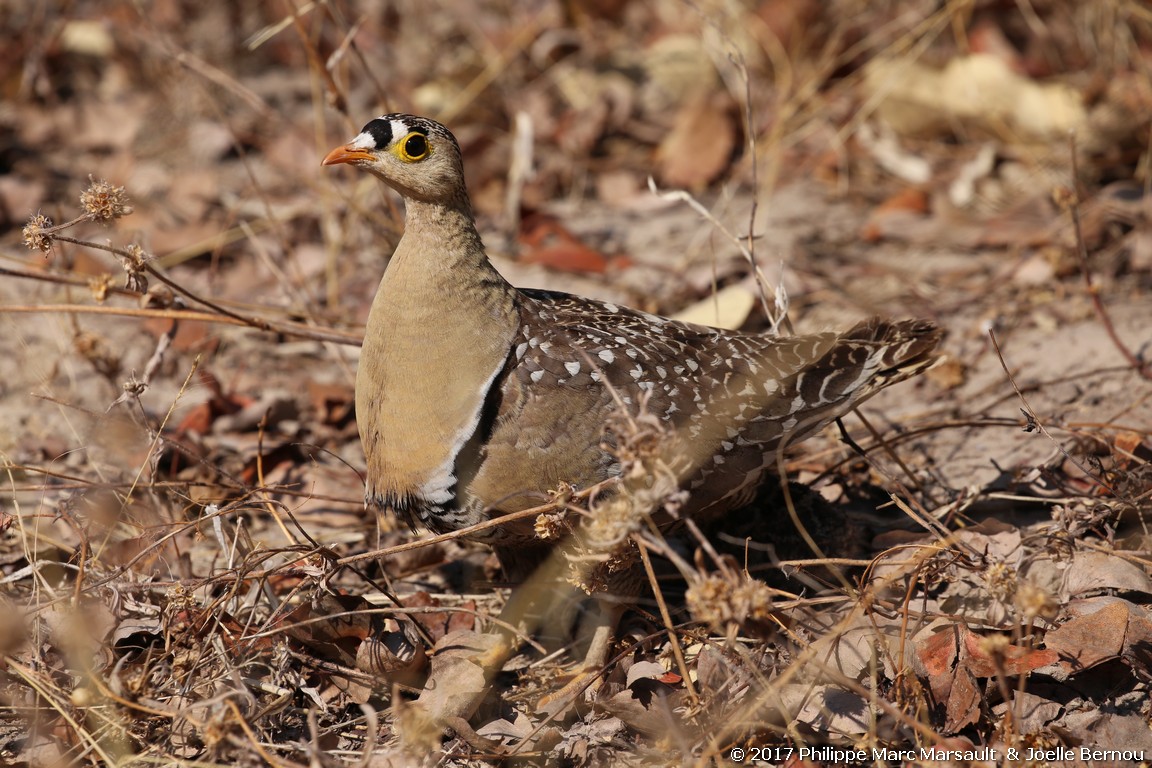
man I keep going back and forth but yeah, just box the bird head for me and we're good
[322,114,466,205]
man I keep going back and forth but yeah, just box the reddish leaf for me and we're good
[522,242,610,274]
[519,211,618,274]
[918,623,1059,726]
[173,370,250,435]
[960,625,1058,677]
[919,625,959,677]
[860,187,929,242]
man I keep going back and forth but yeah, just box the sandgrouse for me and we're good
[323,114,940,584]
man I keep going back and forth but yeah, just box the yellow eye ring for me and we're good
[397,131,430,162]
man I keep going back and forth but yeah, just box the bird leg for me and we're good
[536,596,627,715]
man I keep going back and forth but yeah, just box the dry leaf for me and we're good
[519,211,618,274]
[670,284,756,330]
[1061,551,1152,598]
[1045,598,1152,675]
[655,92,736,189]
[411,630,509,726]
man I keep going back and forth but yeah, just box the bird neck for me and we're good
[385,197,512,304]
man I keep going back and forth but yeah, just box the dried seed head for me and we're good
[1016,581,1059,622]
[80,176,133,221]
[566,562,608,595]
[120,243,149,292]
[73,330,121,379]
[977,633,1010,660]
[89,274,113,303]
[22,213,54,252]
[686,570,774,633]
[983,561,1017,603]
[534,509,569,540]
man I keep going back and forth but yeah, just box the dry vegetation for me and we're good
[2,0,1152,766]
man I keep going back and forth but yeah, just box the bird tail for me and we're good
[845,316,942,386]
[782,317,942,448]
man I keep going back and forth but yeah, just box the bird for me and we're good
[322,113,941,589]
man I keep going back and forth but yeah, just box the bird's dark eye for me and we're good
[400,132,429,161]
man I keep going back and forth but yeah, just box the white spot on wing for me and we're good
[565,361,580,376]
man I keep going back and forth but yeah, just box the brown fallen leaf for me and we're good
[595,684,682,738]
[755,0,821,53]
[1060,551,1152,598]
[925,357,966,389]
[521,241,610,274]
[655,91,737,190]
[1044,598,1152,675]
[860,186,930,242]
[404,591,479,644]
[306,380,356,427]
[1112,430,1151,470]
[173,370,250,435]
[278,593,377,666]
[519,210,628,274]
[917,623,1059,733]
[404,629,511,749]
[945,665,983,733]
[918,624,960,681]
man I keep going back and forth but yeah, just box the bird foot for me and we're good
[536,664,605,718]
[535,608,619,717]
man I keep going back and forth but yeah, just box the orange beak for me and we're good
[321,144,375,166]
